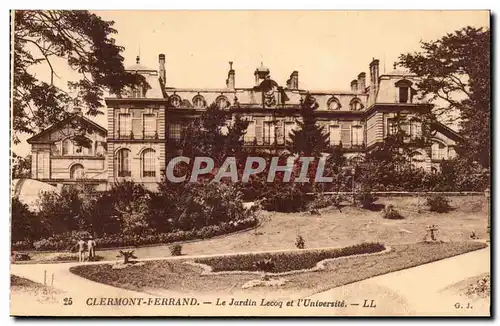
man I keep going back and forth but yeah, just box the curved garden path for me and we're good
[11,244,490,316]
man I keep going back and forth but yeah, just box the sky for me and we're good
[13,10,490,156]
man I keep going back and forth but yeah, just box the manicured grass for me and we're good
[70,241,486,299]
[195,242,385,273]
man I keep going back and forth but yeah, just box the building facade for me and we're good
[104,54,461,189]
[26,109,108,190]
[28,54,462,190]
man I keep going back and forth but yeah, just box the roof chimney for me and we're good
[158,53,166,84]
[226,61,235,89]
[357,72,366,93]
[287,71,299,90]
[369,58,380,97]
[350,80,358,93]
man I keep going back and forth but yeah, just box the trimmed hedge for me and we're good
[195,242,385,273]
[12,217,258,252]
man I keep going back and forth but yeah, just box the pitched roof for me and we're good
[26,114,107,144]
[431,121,463,142]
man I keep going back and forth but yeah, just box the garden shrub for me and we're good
[117,250,137,264]
[295,235,305,249]
[12,217,258,251]
[196,242,385,273]
[11,252,31,262]
[465,274,490,298]
[356,189,378,209]
[382,205,404,220]
[169,244,182,256]
[426,195,452,213]
[253,258,275,273]
[261,184,310,212]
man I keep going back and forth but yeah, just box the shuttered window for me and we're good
[142,149,156,177]
[117,149,131,177]
[119,114,131,138]
[329,126,341,145]
[143,114,156,138]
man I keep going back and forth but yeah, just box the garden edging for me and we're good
[184,245,392,277]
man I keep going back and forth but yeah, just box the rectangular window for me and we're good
[168,123,181,140]
[255,117,264,145]
[143,114,157,138]
[118,114,131,138]
[410,121,422,138]
[276,120,284,145]
[351,126,363,146]
[263,121,275,145]
[329,126,341,145]
[142,150,156,177]
[244,121,255,144]
[340,124,351,146]
[388,119,398,135]
[399,87,409,103]
[432,143,447,160]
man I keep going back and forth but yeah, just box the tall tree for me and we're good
[11,152,31,179]
[172,102,248,165]
[357,113,433,191]
[13,10,147,143]
[289,93,329,157]
[398,26,490,167]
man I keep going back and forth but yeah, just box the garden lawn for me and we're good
[26,196,488,262]
[10,275,63,305]
[70,241,486,300]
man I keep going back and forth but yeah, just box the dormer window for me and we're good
[216,95,229,109]
[399,87,409,103]
[349,98,364,111]
[395,79,413,103]
[169,95,181,108]
[192,95,206,109]
[327,97,341,111]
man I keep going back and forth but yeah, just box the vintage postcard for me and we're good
[10,10,491,317]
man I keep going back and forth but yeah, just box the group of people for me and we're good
[73,236,97,262]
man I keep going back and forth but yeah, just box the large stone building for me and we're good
[27,109,108,190]
[28,54,462,190]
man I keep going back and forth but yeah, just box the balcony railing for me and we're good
[143,130,159,139]
[118,171,131,177]
[143,171,156,177]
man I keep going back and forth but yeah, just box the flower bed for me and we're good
[194,242,385,273]
[12,217,258,252]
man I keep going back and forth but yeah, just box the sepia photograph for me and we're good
[9,10,491,317]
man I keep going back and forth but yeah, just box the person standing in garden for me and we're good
[87,236,96,261]
[76,237,86,262]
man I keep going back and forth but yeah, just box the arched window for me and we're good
[142,149,156,178]
[62,139,73,155]
[169,94,181,108]
[349,98,364,111]
[70,164,84,179]
[327,97,341,110]
[216,95,229,109]
[192,95,206,109]
[116,148,131,177]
